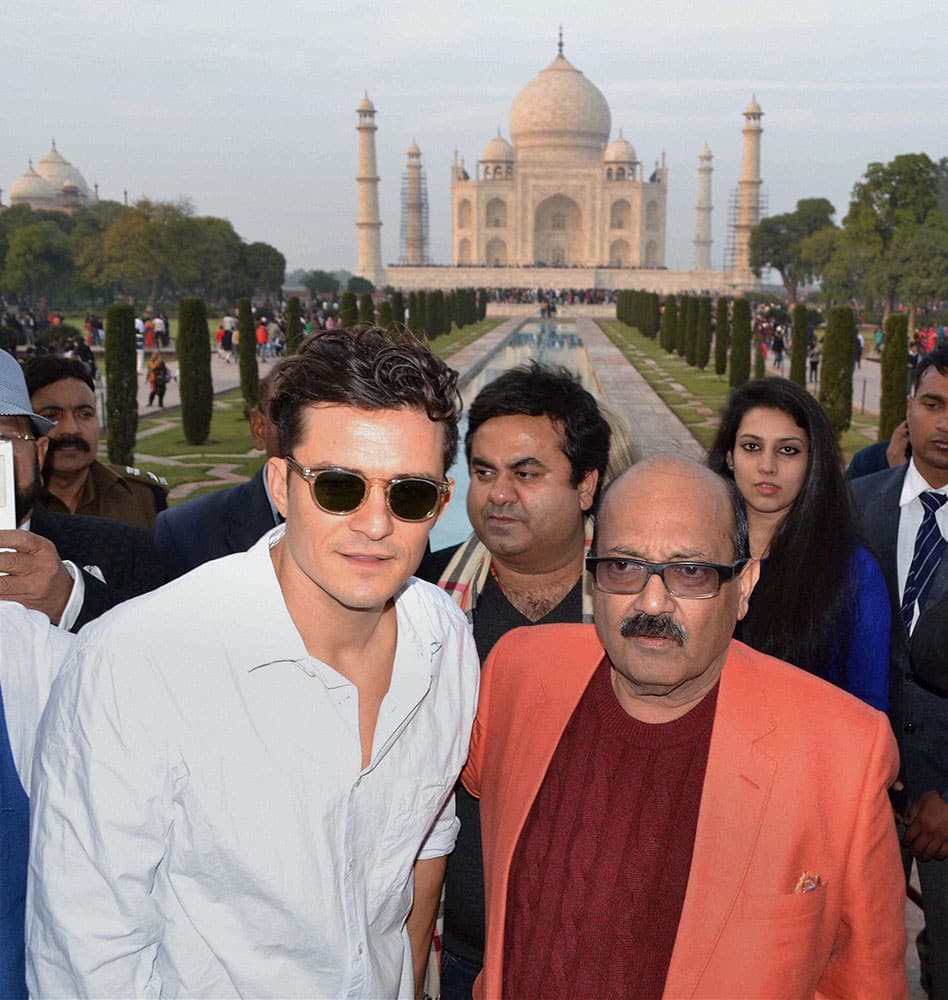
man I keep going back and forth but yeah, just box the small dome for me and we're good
[744,97,763,116]
[510,52,611,162]
[407,140,421,157]
[34,143,91,199]
[700,142,713,159]
[482,131,514,162]
[357,93,375,113]
[10,163,58,204]
[604,132,636,163]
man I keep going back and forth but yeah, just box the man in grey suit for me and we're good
[152,365,284,579]
[852,342,948,999]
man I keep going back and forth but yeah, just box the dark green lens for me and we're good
[314,470,367,513]
[388,479,440,521]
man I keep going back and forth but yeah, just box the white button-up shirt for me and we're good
[898,458,948,632]
[27,529,479,998]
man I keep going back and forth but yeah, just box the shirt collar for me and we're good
[900,458,948,509]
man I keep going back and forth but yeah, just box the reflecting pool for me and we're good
[428,319,602,551]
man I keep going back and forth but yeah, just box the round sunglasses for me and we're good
[285,456,450,522]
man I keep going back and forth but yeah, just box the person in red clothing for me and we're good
[256,319,269,360]
[464,455,908,999]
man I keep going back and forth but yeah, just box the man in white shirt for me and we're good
[0,602,73,998]
[28,328,480,998]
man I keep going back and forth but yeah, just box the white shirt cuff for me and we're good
[56,560,85,631]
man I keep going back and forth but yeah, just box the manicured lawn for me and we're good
[597,320,879,465]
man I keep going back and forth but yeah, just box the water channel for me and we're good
[428,318,602,550]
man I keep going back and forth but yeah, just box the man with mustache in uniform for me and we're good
[24,355,167,530]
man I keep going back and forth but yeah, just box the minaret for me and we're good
[733,96,764,279]
[693,143,713,271]
[404,142,424,266]
[355,93,383,289]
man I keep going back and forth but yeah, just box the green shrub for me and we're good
[285,296,302,355]
[714,297,729,377]
[696,296,712,370]
[390,291,405,330]
[177,297,213,445]
[105,304,138,465]
[789,303,808,387]
[378,300,393,329]
[685,296,699,366]
[730,299,752,388]
[660,294,677,353]
[238,297,259,415]
[339,292,358,327]
[879,314,909,440]
[358,292,374,324]
[676,295,689,357]
[819,306,855,437]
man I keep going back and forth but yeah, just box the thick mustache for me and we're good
[49,436,91,452]
[620,612,686,645]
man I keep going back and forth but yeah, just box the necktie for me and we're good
[901,490,947,633]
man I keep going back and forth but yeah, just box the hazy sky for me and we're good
[3,0,945,275]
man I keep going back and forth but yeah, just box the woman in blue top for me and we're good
[708,377,890,711]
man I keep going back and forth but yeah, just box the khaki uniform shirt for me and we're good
[42,460,168,531]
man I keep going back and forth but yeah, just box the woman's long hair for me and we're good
[707,378,856,683]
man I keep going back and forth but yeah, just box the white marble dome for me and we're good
[509,53,611,162]
[10,163,58,206]
[604,132,636,164]
[34,143,92,200]
[482,131,514,162]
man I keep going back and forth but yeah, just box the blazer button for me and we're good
[904,722,917,734]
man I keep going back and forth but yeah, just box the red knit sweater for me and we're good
[502,658,718,999]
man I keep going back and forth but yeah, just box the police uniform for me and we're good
[41,460,168,531]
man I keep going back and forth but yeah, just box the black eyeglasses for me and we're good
[285,457,450,522]
[585,556,749,599]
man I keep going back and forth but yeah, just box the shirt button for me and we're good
[357,943,364,956]
[346,859,353,873]
[904,722,917,734]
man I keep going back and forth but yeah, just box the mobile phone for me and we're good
[0,438,15,530]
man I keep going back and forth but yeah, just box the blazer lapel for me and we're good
[663,644,777,998]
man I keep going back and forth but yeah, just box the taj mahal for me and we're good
[356,38,764,294]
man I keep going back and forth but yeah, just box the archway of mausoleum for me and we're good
[533,194,582,266]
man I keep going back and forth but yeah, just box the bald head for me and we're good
[596,455,748,563]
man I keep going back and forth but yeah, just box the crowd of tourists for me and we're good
[0,321,944,1000]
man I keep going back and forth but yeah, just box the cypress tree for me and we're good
[647,293,660,339]
[685,296,699,366]
[714,297,729,377]
[416,291,429,336]
[696,296,712,370]
[478,288,488,321]
[105,303,138,465]
[378,300,393,329]
[177,296,213,446]
[238,297,259,415]
[660,294,677,353]
[879,313,909,440]
[285,296,302,355]
[453,289,465,329]
[675,296,689,357]
[789,303,808,387]
[390,291,405,329]
[339,292,358,327]
[819,306,855,438]
[730,299,752,388]
[408,291,419,332]
[445,290,456,331]
[358,292,374,324]
[427,290,445,338]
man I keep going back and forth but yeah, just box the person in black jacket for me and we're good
[0,350,165,632]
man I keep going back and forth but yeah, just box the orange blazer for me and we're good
[462,624,907,999]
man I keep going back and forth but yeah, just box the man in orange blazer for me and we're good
[463,456,907,999]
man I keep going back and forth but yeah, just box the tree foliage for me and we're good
[301,269,339,296]
[695,296,712,370]
[789,303,808,387]
[285,296,302,355]
[730,299,752,388]
[879,314,909,440]
[358,292,375,324]
[177,297,213,445]
[347,275,374,294]
[819,306,855,437]
[660,294,677,353]
[714,297,728,377]
[238,297,259,414]
[675,295,688,357]
[339,292,358,328]
[104,304,138,465]
[749,198,836,303]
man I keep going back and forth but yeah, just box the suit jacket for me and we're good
[852,464,948,798]
[463,625,907,999]
[151,466,277,579]
[30,504,168,633]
